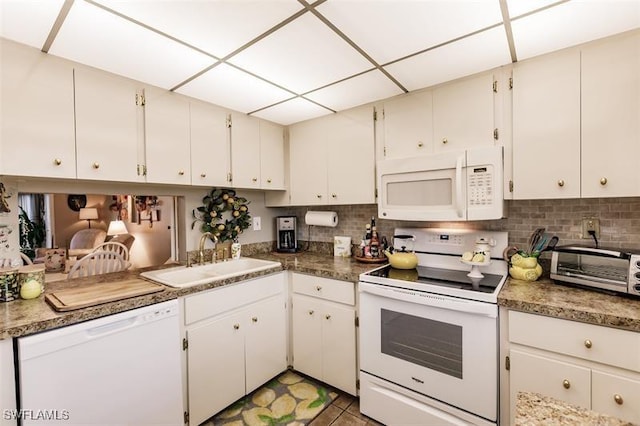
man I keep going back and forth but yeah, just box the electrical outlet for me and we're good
[252,216,261,231]
[581,217,600,239]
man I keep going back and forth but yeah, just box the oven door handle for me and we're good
[359,282,497,318]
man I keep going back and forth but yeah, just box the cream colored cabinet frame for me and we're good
[382,90,433,159]
[190,100,231,187]
[0,38,76,179]
[290,273,357,395]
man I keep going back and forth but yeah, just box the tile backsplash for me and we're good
[281,197,640,255]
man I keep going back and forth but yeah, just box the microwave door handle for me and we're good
[455,155,464,218]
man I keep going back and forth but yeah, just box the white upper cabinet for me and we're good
[326,106,375,204]
[512,49,581,199]
[581,32,640,198]
[144,87,192,185]
[190,101,231,187]
[0,39,76,179]
[74,66,144,182]
[288,105,375,206]
[230,113,261,189]
[259,120,286,190]
[433,72,497,153]
[382,90,433,159]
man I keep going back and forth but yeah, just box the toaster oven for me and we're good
[551,246,640,297]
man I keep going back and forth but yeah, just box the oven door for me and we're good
[359,281,498,422]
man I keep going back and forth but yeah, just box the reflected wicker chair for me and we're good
[67,250,127,279]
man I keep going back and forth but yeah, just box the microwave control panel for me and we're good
[468,165,494,206]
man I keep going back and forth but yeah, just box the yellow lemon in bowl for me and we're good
[20,279,42,299]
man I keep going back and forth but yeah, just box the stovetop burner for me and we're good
[367,265,503,294]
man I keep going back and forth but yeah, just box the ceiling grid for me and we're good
[1,0,638,125]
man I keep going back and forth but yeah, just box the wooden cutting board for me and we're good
[45,278,165,312]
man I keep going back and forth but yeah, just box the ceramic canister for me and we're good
[0,267,20,302]
[18,264,46,296]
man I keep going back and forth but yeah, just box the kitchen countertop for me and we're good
[4,252,640,340]
[498,277,640,333]
[0,252,379,340]
[515,392,633,426]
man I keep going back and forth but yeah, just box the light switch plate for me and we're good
[253,216,261,231]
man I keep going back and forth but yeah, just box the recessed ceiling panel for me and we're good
[176,63,293,114]
[512,1,640,60]
[252,98,332,126]
[506,0,564,18]
[229,13,372,94]
[0,0,65,49]
[317,0,503,64]
[93,0,303,58]
[49,1,214,89]
[305,69,404,111]
[384,26,511,92]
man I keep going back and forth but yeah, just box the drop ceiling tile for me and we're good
[304,69,404,111]
[49,1,214,89]
[317,0,503,64]
[176,63,293,114]
[384,26,511,92]
[506,0,563,18]
[229,13,373,94]
[251,98,332,126]
[0,0,65,49]
[93,0,303,58]
[512,1,640,60]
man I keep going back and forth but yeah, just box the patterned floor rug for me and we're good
[205,370,338,426]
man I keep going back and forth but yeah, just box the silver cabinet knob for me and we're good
[251,317,258,323]
[417,142,424,148]
[331,193,337,198]
[54,158,62,166]
[308,310,314,316]
[316,286,322,291]
[233,324,240,330]
[325,314,331,320]
[316,194,322,199]
[442,138,448,144]
[178,170,185,176]
[600,177,608,186]
[614,394,623,405]
[557,180,565,187]
[584,339,592,349]
[92,162,100,169]
[200,173,206,178]
[563,379,571,389]
[267,178,272,183]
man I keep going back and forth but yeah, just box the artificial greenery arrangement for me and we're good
[192,188,251,243]
[18,206,46,259]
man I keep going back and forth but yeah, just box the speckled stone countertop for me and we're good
[515,392,633,425]
[498,277,640,333]
[0,252,381,340]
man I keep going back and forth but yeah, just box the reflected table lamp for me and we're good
[107,220,128,236]
[79,208,98,229]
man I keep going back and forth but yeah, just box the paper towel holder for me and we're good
[304,210,338,227]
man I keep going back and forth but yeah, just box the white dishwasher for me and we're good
[17,300,183,426]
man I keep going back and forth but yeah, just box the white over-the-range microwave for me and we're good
[377,146,504,221]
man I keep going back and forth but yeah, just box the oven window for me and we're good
[381,309,463,379]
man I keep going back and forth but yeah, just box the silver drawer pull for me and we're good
[584,339,592,349]
[614,394,623,405]
[563,379,571,389]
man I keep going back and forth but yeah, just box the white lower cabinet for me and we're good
[183,273,287,425]
[291,273,357,395]
[508,311,640,424]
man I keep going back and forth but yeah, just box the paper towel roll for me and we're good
[305,211,338,227]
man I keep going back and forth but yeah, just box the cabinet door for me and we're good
[433,72,496,153]
[321,302,357,395]
[144,87,191,185]
[190,101,231,187]
[509,348,590,423]
[260,120,286,190]
[592,370,640,424]
[512,49,581,199]
[581,33,640,198]
[75,67,143,182]
[231,113,261,189]
[187,312,245,426]
[0,39,76,178]
[289,118,328,205]
[292,295,323,380]
[327,106,375,205]
[382,90,433,159]
[245,295,287,393]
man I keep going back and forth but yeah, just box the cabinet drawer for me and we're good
[510,349,591,411]
[292,273,354,305]
[509,311,640,372]
[185,273,284,325]
[592,370,640,424]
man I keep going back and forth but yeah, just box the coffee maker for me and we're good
[276,216,298,253]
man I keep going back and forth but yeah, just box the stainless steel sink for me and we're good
[140,258,281,288]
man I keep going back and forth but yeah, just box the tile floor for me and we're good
[309,393,383,426]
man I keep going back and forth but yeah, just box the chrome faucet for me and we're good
[198,232,218,265]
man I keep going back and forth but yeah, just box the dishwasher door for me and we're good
[17,300,183,426]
